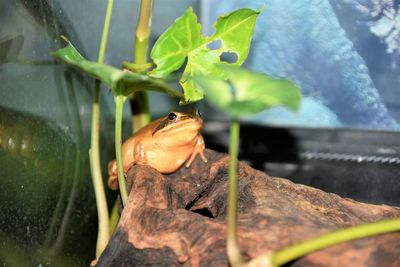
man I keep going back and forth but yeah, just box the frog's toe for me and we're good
[108,175,119,190]
[200,151,208,163]
[107,160,119,190]
[108,160,117,175]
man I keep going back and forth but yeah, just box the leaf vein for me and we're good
[186,16,193,49]
[213,13,258,40]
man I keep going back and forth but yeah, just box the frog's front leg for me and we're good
[107,141,143,190]
[133,142,150,166]
[185,135,208,168]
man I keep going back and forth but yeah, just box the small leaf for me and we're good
[51,38,183,99]
[212,8,261,65]
[194,66,302,116]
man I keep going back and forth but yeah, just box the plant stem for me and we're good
[89,0,114,258]
[98,0,114,64]
[135,0,152,67]
[89,82,110,258]
[268,218,400,266]
[109,199,120,235]
[131,0,153,133]
[115,95,128,205]
[130,92,150,133]
[227,116,243,267]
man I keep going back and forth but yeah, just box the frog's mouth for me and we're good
[152,116,202,136]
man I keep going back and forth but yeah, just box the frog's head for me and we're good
[152,110,203,140]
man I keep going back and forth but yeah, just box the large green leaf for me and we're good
[150,7,261,103]
[194,66,302,116]
[51,38,183,98]
[150,7,204,78]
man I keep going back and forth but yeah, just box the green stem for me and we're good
[89,0,114,259]
[89,82,110,258]
[130,92,150,133]
[134,0,153,68]
[227,117,243,267]
[115,95,128,205]
[130,0,154,133]
[109,199,120,236]
[269,218,400,266]
[98,0,114,64]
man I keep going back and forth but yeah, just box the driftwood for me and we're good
[96,149,400,267]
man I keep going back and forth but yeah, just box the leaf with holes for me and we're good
[194,65,302,116]
[180,48,226,103]
[51,38,183,98]
[150,7,204,78]
[150,7,262,103]
[211,7,261,66]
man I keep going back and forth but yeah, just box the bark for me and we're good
[96,149,400,267]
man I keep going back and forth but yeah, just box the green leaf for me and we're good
[51,38,183,98]
[180,48,225,103]
[226,67,301,112]
[212,8,261,66]
[194,66,302,116]
[150,7,262,103]
[193,75,233,111]
[150,7,204,78]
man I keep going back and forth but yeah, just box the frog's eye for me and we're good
[168,112,177,121]
[197,109,202,118]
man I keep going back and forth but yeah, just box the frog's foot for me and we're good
[89,258,97,267]
[108,159,119,190]
[185,135,208,168]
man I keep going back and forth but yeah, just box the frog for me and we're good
[108,110,208,190]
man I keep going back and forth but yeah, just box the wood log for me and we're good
[96,149,400,267]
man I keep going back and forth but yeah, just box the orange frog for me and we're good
[108,110,208,189]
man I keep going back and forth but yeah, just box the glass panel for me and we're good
[204,0,400,131]
[1,0,197,265]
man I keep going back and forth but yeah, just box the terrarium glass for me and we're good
[0,0,197,266]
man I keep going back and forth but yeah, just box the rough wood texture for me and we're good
[96,149,400,267]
